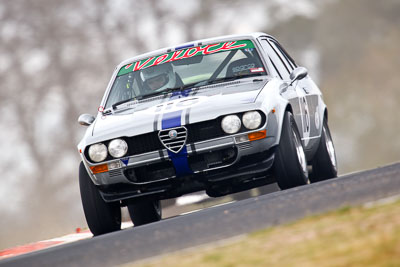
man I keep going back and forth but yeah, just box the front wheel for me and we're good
[310,118,338,182]
[128,200,162,227]
[274,111,309,190]
[79,162,121,235]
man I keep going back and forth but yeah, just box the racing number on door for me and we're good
[301,96,311,146]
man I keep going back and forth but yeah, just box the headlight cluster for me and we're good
[108,139,128,158]
[221,115,242,134]
[242,111,262,130]
[88,138,128,162]
[221,111,262,134]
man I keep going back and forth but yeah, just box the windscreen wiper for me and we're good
[111,98,139,110]
[200,73,264,87]
[111,88,179,110]
[136,82,204,100]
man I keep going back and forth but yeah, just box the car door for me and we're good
[268,38,321,151]
[295,74,321,150]
[271,37,321,149]
[259,37,311,148]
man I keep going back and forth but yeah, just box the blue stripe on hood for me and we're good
[162,110,182,129]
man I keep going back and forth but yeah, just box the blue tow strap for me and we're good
[161,109,193,177]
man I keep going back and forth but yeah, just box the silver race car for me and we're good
[78,33,337,235]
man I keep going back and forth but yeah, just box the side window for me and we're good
[259,38,290,80]
[269,39,297,70]
[268,41,292,74]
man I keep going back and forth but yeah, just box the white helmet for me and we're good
[140,63,176,92]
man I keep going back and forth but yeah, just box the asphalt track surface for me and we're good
[2,162,400,267]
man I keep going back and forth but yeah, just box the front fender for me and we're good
[256,78,291,148]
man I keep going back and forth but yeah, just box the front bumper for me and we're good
[82,132,277,202]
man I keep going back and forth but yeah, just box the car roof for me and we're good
[116,32,272,69]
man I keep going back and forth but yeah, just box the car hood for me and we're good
[86,78,269,145]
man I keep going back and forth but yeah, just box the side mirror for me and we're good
[78,114,95,126]
[289,67,308,85]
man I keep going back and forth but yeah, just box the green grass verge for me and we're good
[129,197,400,267]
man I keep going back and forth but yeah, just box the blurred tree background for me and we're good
[0,0,399,249]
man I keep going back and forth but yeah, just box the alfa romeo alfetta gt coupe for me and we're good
[78,33,337,235]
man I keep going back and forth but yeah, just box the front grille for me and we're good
[125,119,225,156]
[186,119,225,143]
[158,126,187,153]
[126,131,163,155]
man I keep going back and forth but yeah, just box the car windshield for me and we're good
[105,40,266,109]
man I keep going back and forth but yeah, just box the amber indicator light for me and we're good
[90,164,109,174]
[248,130,267,141]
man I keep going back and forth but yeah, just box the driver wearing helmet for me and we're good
[140,63,176,93]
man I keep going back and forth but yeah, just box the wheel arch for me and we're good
[273,103,294,147]
[313,98,328,138]
[285,104,294,114]
[317,106,328,138]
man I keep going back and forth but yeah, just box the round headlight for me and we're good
[88,143,108,162]
[108,139,128,158]
[221,115,241,134]
[242,111,262,130]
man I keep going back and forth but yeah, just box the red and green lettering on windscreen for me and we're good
[117,40,254,76]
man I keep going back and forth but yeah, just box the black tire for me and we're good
[310,118,338,182]
[128,200,162,226]
[274,111,309,190]
[79,162,121,235]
